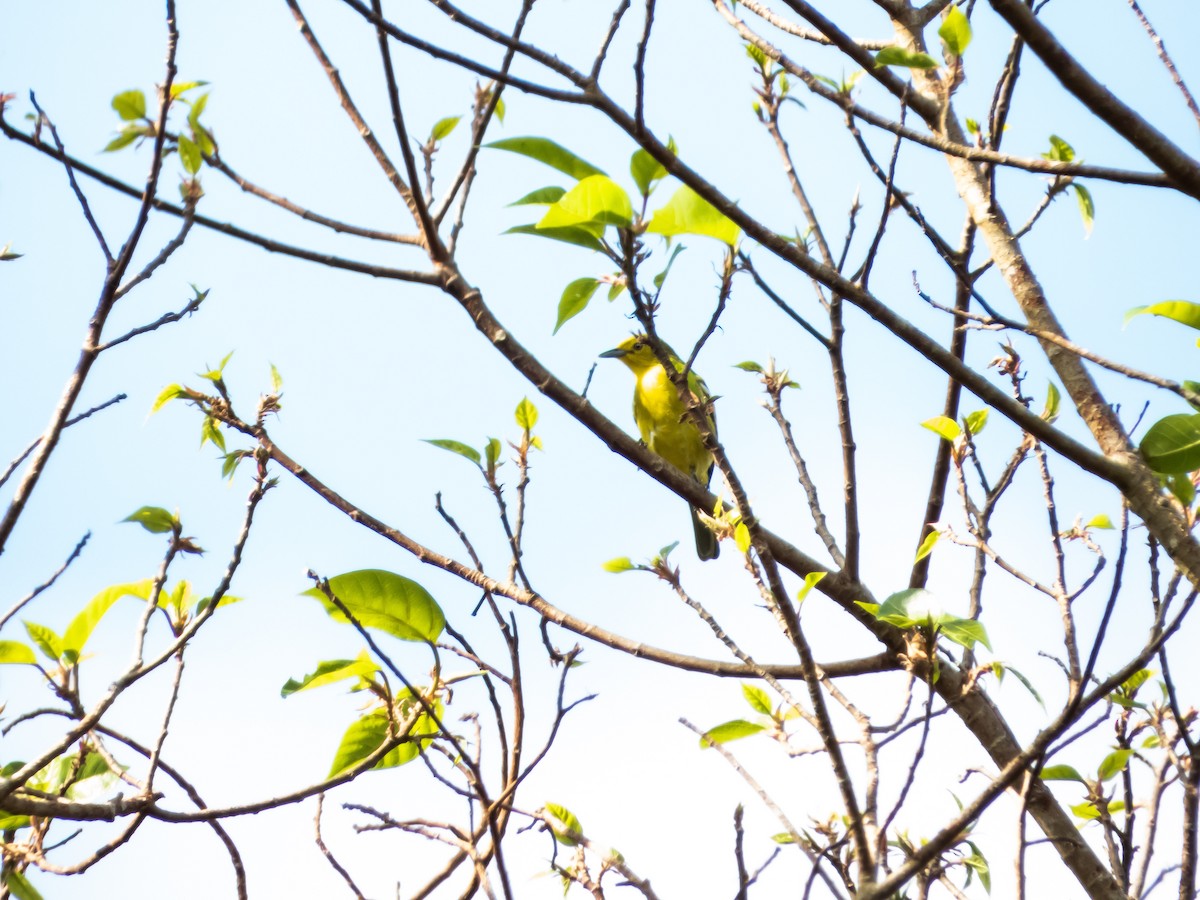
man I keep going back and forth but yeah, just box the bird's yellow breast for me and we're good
[632,364,714,483]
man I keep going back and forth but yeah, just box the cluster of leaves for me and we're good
[105,81,213,197]
[424,395,542,481]
[873,5,971,69]
[287,569,448,776]
[487,136,739,333]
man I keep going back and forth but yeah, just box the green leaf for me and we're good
[171,81,209,99]
[515,396,539,431]
[122,506,177,534]
[1043,134,1075,163]
[922,415,961,442]
[494,95,506,123]
[939,617,991,652]
[963,408,988,436]
[111,89,147,121]
[607,281,625,301]
[304,569,445,642]
[151,384,186,414]
[796,571,826,603]
[1098,749,1134,782]
[485,136,606,180]
[1169,472,1196,507]
[177,134,202,175]
[554,277,601,334]
[544,802,584,846]
[734,361,764,373]
[1085,514,1114,530]
[282,652,379,697]
[874,47,939,69]
[966,118,981,136]
[269,363,284,394]
[23,622,63,663]
[646,185,740,246]
[62,580,153,662]
[0,813,30,831]
[742,683,772,716]
[0,641,37,665]
[1040,764,1083,782]
[422,438,481,466]
[503,223,605,252]
[538,175,633,230]
[1073,184,1094,236]
[103,125,146,152]
[1042,382,1061,424]
[328,706,436,777]
[914,528,941,563]
[735,522,752,554]
[771,832,796,845]
[187,92,210,127]
[653,243,686,290]
[745,43,768,69]
[484,437,501,472]
[963,841,990,894]
[430,115,461,142]
[992,662,1044,707]
[602,557,636,573]
[630,146,669,197]
[938,6,972,56]
[509,186,567,206]
[699,719,766,747]
[1141,413,1200,474]
[3,868,44,900]
[1125,300,1200,331]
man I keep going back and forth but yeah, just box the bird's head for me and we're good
[599,334,660,373]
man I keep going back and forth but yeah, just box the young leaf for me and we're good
[742,683,772,716]
[429,115,461,142]
[0,640,37,665]
[111,89,147,121]
[962,842,991,894]
[734,361,764,373]
[544,803,585,846]
[485,136,606,180]
[484,437,501,472]
[938,616,991,652]
[1098,749,1134,782]
[874,47,939,69]
[508,186,567,206]
[503,224,605,253]
[1074,184,1094,236]
[963,408,988,436]
[329,709,412,777]
[1040,764,1083,782]
[1140,413,1200,474]
[646,185,740,245]
[1043,134,1076,163]
[177,134,202,175]
[1125,300,1200,331]
[938,6,972,56]
[554,277,601,334]
[630,146,668,197]
[170,80,209,98]
[922,415,961,442]
[104,125,146,152]
[122,506,177,534]
[303,569,446,642]
[602,557,636,573]
[1085,514,1114,530]
[735,521,752,554]
[151,384,186,414]
[4,867,43,900]
[1041,382,1061,423]
[699,719,766,747]
[269,363,284,394]
[796,570,826,603]
[422,438,482,466]
[515,396,539,430]
[282,652,379,697]
[538,175,633,230]
[62,580,154,662]
[914,528,941,563]
[23,622,63,663]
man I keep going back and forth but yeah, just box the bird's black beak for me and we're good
[599,347,628,359]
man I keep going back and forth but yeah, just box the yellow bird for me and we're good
[601,334,720,560]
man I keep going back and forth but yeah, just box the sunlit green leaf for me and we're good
[874,47,939,69]
[103,125,146,152]
[422,438,481,466]
[939,617,991,652]
[111,89,146,121]
[62,580,153,662]
[282,651,379,697]
[0,641,37,665]
[1141,413,1200,474]
[304,570,445,642]
[122,506,177,534]
[508,186,567,207]
[151,384,186,414]
[646,185,739,245]
[698,719,765,747]
[963,408,988,436]
[486,136,606,180]
[630,145,670,197]
[922,415,961,442]
[1085,514,1113,530]
[1098,749,1134,782]
[23,622,63,663]
[938,6,972,56]
[504,223,605,252]
[735,522,752,554]
[914,528,941,563]
[554,277,601,334]
[602,557,636,573]
[796,571,826,603]
[1073,184,1094,236]
[515,396,539,430]
[177,134,201,175]
[1042,382,1061,424]
[430,115,461,142]
[1125,300,1200,331]
[327,704,438,777]
[538,175,633,230]
[734,361,763,373]
[742,683,772,716]
[4,866,44,900]
[1040,764,1083,782]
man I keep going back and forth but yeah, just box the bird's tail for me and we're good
[691,505,720,561]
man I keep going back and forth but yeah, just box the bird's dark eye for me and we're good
[632,341,644,351]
